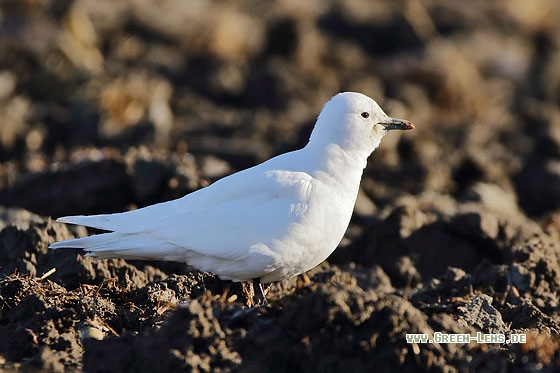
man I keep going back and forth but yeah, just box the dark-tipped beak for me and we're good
[380,117,415,131]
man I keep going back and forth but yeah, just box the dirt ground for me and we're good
[1,0,560,371]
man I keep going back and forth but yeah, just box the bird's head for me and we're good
[309,92,414,158]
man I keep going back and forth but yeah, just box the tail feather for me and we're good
[55,198,181,233]
[56,215,119,232]
[49,232,186,262]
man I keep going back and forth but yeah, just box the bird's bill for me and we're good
[380,117,415,131]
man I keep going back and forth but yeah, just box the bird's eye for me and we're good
[361,112,369,118]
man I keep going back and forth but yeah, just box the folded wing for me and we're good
[50,160,315,275]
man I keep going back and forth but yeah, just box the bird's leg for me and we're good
[252,277,269,306]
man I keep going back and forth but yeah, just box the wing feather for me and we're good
[52,154,315,265]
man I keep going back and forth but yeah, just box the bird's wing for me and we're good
[55,164,277,233]
[55,160,315,261]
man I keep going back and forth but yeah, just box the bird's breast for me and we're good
[261,180,358,280]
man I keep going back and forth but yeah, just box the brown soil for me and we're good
[1,1,560,371]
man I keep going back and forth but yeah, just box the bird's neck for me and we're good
[304,141,370,188]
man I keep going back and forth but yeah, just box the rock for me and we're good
[458,294,508,334]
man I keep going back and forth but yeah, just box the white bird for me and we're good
[50,92,414,304]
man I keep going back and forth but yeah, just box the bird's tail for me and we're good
[50,226,185,262]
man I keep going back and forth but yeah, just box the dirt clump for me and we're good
[1,0,560,371]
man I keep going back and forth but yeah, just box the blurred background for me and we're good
[1,3,560,370]
[0,0,559,222]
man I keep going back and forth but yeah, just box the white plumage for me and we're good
[50,92,414,284]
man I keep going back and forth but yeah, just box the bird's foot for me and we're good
[251,278,269,307]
